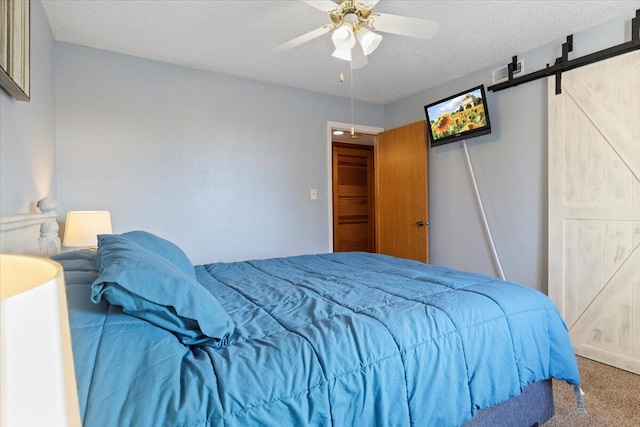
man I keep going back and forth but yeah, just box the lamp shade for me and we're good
[331,24,356,50]
[0,254,81,426]
[350,42,368,70]
[332,47,352,61]
[355,26,382,56]
[63,211,112,248]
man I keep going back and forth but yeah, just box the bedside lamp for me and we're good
[0,254,82,426]
[63,211,112,250]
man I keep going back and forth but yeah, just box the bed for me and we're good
[2,202,581,427]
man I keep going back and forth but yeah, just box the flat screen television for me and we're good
[424,85,491,147]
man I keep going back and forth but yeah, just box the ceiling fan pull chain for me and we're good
[350,65,355,136]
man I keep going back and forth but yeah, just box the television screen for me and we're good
[424,85,491,147]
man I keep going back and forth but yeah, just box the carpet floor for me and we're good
[546,356,640,426]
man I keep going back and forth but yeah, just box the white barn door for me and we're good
[548,51,640,374]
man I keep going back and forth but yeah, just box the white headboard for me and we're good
[0,197,61,256]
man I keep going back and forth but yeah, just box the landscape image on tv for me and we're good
[425,86,490,146]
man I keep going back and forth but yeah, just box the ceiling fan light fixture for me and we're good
[355,26,382,56]
[350,42,368,69]
[331,24,356,50]
[332,47,351,61]
[275,1,440,61]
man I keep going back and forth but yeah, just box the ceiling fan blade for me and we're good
[274,26,331,53]
[370,13,439,39]
[302,0,338,12]
[359,1,380,8]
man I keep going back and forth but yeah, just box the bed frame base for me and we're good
[464,379,554,427]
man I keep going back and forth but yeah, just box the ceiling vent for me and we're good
[492,59,524,84]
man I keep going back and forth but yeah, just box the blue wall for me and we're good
[54,43,384,264]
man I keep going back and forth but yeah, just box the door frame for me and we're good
[332,142,376,252]
[326,121,384,252]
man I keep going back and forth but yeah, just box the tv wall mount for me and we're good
[488,9,639,95]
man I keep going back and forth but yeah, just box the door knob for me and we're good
[416,220,428,227]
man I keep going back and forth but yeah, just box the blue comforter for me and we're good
[57,251,580,426]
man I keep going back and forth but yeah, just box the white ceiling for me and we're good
[41,0,640,105]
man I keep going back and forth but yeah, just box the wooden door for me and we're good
[548,51,640,374]
[332,143,375,252]
[376,121,429,263]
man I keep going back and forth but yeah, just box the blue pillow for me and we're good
[91,234,235,346]
[121,230,196,278]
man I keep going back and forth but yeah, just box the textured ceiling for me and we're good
[41,0,640,105]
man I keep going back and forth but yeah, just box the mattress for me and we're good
[56,250,580,426]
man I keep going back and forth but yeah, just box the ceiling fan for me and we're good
[274,0,439,69]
